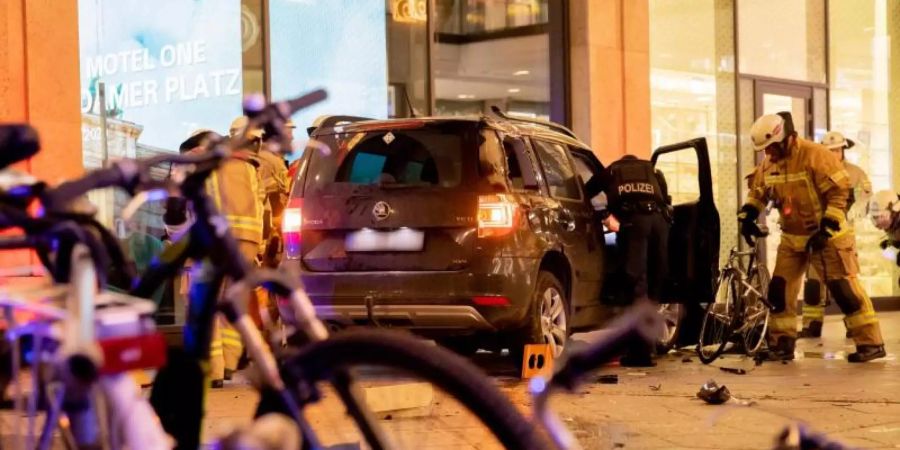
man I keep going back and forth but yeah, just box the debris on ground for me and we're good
[649,384,661,391]
[681,356,693,363]
[626,372,647,377]
[597,374,619,384]
[720,367,747,375]
[383,414,393,420]
[697,379,731,405]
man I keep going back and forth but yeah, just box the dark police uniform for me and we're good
[586,155,671,302]
[586,155,670,366]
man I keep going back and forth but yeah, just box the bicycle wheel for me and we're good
[697,271,737,364]
[742,266,771,356]
[276,329,545,450]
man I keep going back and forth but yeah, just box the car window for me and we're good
[499,134,538,191]
[532,139,581,200]
[478,129,507,188]
[570,153,595,185]
[303,123,474,194]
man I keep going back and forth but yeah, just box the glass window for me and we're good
[532,140,580,200]
[738,0,826,83]
[649,0,718,207]
[304,125,474,193]
[828,0,894,296]
[434,0,551,119]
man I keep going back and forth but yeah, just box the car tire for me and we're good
[510,271,570,362]
[437,336,481,356]
[655,303,683,354]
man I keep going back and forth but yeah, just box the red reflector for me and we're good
[473,296,510,307]
[98,332,168,375]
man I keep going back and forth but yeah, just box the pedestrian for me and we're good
[800,131,872,338]
[738,112,884,362]
[585,154,671,367]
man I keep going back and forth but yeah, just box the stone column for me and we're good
[0,0,83,275]
[569,0,650,162]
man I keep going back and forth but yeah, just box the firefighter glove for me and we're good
[807,217,840,252]
[738,205,766,246]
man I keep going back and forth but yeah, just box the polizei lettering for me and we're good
[618,182,655,195]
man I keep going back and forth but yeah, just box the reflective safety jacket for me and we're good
[206,151,264,244]
[744,138,851,240]
[255,149,289,237]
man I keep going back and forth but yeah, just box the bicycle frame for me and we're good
[131,159,392,450]
[1,243,170,450]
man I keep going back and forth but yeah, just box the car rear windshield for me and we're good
[302,123,474,194]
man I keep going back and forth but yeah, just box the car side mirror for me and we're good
[502,136,539,190]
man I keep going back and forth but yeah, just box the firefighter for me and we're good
[800,131,873,338]
[738,112,885,362]
[585,154,671,367]
[164,128,264,388]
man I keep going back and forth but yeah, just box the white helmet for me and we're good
[821,131,854,150]
[749,114,786,151]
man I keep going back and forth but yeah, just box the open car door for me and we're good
[652,137,720,345]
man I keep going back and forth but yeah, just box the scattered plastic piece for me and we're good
[719,367,747,375]
[597,374,619,384]
[649,384,661,391]
[681,356,693,363]
[696,380,731,405]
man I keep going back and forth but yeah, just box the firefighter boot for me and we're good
[798,321,823,338]
[767,336,796,361]
[848,345,886,363]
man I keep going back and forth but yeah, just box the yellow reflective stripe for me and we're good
[764,172,810,185]
[830,169,849,184]
[824,206,845,222]
[222,338,243,348]
[222,329,241,339]
[225,215,263,227]
[844,311,877,330]
[207,172,223,210]
[802,306,824,319]
[770,315,797,331]
[745,198,765,212]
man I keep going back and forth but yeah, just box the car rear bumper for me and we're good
[314,304,495,330]
[282,258,539,332]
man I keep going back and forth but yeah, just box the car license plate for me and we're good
[345,228,425,252]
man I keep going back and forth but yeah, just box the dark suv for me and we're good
[282,113,720,357]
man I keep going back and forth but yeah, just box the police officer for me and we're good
[800,131,873,338]
[586,154,671,367]
[739,112,885,362]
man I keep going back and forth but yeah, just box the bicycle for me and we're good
[0,127,170,449]
[2,92,546,449]
[696,237,773,364]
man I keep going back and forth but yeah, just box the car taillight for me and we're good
[477,194,518,238]
[473,295,511,307]
[283,199,303,259]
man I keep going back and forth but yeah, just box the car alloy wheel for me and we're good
[540,286,568,357]
[657,303,683,352]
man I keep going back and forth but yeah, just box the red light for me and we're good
[477,194,518,238]
[283,198,303,259]
[473,296,510,307]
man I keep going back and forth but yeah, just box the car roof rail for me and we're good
[307,115,374,136]
[489,106,578,140]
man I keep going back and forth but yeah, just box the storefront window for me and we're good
[649,0,720,204]
[828,0,894,296]
[434,0,551,119]
[738,0,826,84]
